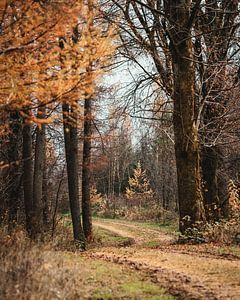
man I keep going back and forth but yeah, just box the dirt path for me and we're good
[93,219,174,244]
[92,219,240,300]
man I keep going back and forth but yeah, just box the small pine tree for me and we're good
[90,185,103,205]
[126,162,154,207]
[228,180,240,217]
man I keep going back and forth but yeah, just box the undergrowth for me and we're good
[0,225,84,299]
[0,226,173,300]
[95,203,177,224]
[179,214,240,245]
[203,216,240,244]
[0,228,43,299]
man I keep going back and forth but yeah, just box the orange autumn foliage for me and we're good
[0,0,115,132]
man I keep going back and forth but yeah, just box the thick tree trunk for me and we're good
[32,107,46,238]
[82,97,93,240]
[22,122,34,236]
[167,0,206,232]
[62,103,85,247]
[7,111,22,229]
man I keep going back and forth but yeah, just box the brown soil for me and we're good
[91,219,240,300]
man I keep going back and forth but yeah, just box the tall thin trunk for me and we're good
[58,24,85,247]
[201,145,220,221]
[32,106,46,238]
[42,152,49,229]
[166,0,206,232]
[81,0,94,240]
[62,103,85,247]
[7,111,22,229]
[7,111,21,230]
[82,96,93,240]
[196,40,221,221]
[22,122,34,236]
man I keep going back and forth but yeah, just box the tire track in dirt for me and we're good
[92,219,240,300]
[87,251,221,300]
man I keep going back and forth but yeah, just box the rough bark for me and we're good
[22,122,34,236]
[81,0,94,241]
[82,97,93,240]
[62,103,85,247]
[42,152,49,229]
[166,0,206,232]
[7,111,22,229]
[194,36,221,221]
[198,0,238,220]
[201,146,220,220]
[32,107,46,238]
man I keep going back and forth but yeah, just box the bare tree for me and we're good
[104,0,239,230]
[195,0,239,220]
[106,0,206,231]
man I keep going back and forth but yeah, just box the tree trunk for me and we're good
[167,0,206,232]
[32,107,46,238]
[81,0,94,240]
[22,122,34,236]
[42,152,49,229]
[197,49,221,221]
[7,111,22,230]
[201,146,220,221]
[62,103,85,247]
[82,97,93,241]
[198,0,238,220]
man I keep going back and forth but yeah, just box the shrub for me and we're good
[0,228,43,299]
[126,162,154,207]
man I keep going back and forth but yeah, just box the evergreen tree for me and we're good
[126,163,154,207]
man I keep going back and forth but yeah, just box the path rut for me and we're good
[91,219,240,300]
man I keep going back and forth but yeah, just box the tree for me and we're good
[165,0,206,231]
[0,0,115,243]
[0,0,85,237]
[6,111,22,229]
[22,120,34,236]
[82,93,93,241]
[126,162,154,207]
[107,0,206,231]
[32,106,46,238]
[195,1,239,220]
[82,0,94,241]
[106,0,239,231]
[137,124,177,210]
[62,102,85,247]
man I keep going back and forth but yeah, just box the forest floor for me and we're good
[2,218,240,299]
[85,218,240,300]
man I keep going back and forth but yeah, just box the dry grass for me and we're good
[203,216,240,244]
[0,226,173,300]
[0,228,44,299]
[0,226,84,299]
[96,203,177,224]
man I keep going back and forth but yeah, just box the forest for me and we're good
[0,0,240,299]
